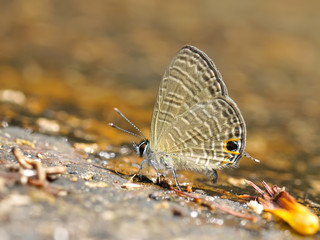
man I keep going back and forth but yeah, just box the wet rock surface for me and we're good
[1,127,249,239]
[0,126,317,239]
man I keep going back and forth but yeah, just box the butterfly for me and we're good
[110,45,259,189]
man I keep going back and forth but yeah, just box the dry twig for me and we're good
[12,147,67,187]
[158,176,257,221]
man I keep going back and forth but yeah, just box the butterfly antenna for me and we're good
[109,123,144,140]
[111,108,147,140]
[244,152,260,163]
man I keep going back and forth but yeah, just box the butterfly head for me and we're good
[134,140,150,158]
[109,108,151,158]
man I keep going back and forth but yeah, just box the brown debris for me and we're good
[173,188,257,222]
[15,138,35,148]
[121,174,143,189]
[85,181,108,188]
[73,142,99,154]
[158,176,257,221]
[12,147,67,188]
[36,118,60,133]
[186,185,192,193]
[80,173,94,181]
[0,89,26,105]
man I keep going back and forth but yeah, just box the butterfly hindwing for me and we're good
[156,97,246,171]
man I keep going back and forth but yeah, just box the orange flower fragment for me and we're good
[248,181,319,235]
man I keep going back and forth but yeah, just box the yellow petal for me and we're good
[267,197,319,235]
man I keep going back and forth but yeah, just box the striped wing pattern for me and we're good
[150,45,246,174]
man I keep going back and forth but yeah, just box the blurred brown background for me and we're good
[0,1,320,193]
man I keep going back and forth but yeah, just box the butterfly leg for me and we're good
[138,159,148,179]
[209,169,218,184]
[140,159,161,183]
[171,168,181,191]
[149,161,161,184]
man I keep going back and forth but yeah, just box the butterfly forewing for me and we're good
[149,45,247,175]
[151,46,229,149]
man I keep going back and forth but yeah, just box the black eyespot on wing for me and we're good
[226,141,239,152]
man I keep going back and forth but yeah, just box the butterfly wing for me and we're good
[150,45,229,149]
[157,97,246,172]
[149,45,246,173]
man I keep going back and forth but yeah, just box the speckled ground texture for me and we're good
[0,1,320,239]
